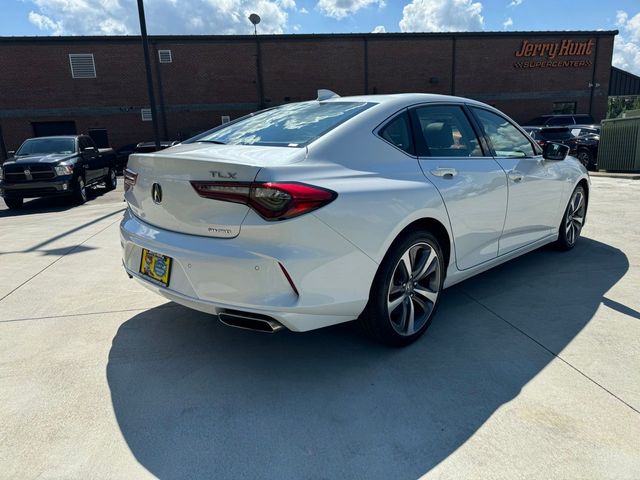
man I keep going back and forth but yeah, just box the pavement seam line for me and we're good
[459,289,640,416]
[0,217,121,304]
[0,304,182,323]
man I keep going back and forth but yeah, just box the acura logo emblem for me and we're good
[151,183,163,204]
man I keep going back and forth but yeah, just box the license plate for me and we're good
[139,248,172,287]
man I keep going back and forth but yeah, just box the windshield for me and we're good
[192,101,374,147]
[16,138,75,156]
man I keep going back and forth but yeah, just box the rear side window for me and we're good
[379,112,414,155]
[412,105,483,157]
[472,108,536,158]
[192,101,374,147]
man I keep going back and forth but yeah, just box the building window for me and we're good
[141,108,153,121]
[552,102,576,115]
[158,50,172,63]
[69,54,96,78]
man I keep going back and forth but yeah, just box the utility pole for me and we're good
[136,0,161,149]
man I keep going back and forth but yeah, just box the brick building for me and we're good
[0,30,617,157]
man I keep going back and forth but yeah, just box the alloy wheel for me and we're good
[79,178,87,201]
[577,151,591,168]
[565,188,585,246]
[387,241,441,336]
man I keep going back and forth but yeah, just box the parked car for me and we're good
[527,125,599,171]
[120,92,589,346]
[112,141,179,173]
[0,135,117,209]
[574,133,600,171]
[524,114,595,126]
[522,126,579,155]
[114,143,138,173]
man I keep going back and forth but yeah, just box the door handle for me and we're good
[508,170,524,183]
[430,167,458,178]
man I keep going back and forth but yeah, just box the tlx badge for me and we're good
[210,171,237,179]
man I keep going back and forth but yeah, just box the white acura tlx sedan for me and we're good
[121,92,589,346]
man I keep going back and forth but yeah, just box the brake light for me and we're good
[124,169,138,191]
[191,181,337,221]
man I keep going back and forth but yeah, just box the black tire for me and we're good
[577,149,594,170]
[359,230,445,347]
[555,185,586,251]
[4,197,23,210]
[105,168,117,191]
[72,175,87,205]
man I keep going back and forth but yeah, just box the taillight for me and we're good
[191,181,337,221]
[124,169,138,192]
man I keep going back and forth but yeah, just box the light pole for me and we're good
[137,0,161,149]
[249,14,264,109]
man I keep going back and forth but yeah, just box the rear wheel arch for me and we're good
[577,178,589,223]
[389,217,452,272]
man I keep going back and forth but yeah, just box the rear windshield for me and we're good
[16,138,75,156]
[525,116,548,126]
[190,101,374,147]
[539,129,573,141]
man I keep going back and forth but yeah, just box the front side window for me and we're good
[471,108,536,158]
[193,101,374,148]
[16,138,75,156]
[379,112,414,155]
[412,105,483,157]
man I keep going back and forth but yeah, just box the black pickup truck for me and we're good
[0,135,117,209]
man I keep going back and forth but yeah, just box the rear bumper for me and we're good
[0,178,72,198]
[120,209,378,332]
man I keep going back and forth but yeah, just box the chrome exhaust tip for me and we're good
[218,311,285,333]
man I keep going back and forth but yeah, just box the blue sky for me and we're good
[3,0,640,74]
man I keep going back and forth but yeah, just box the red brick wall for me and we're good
[0,32,616,154]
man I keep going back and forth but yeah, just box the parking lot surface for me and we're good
[1,177,639,479]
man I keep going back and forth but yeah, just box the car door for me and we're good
[412,104,509,271]
[79,136,100,182]
[469,107,564,256]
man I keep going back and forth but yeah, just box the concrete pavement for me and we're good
[0,177,639,479]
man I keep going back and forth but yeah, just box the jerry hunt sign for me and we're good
[513,39,595,69]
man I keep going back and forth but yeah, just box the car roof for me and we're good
[320,93,489,109]
[25,135,79,140]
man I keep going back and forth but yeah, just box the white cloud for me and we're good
[316,0,384,20]
[615,10,628,27]
[292,23,301,31]
[26,0,296,35]
[508,0,522,7]
[502,17,512,30]
[372,25,386,33]
[399,0,483,32]
[28,11,63,35]
[613,10,640,75]
[299,7,308,13]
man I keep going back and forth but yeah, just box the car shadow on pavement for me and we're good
[106,237,628,480]
[0,185,114,217]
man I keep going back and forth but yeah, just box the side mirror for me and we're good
[543,142,569,161]
[82,146,97,152]
[7,150,15,156]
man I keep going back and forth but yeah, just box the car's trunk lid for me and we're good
[125,143,305,238]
